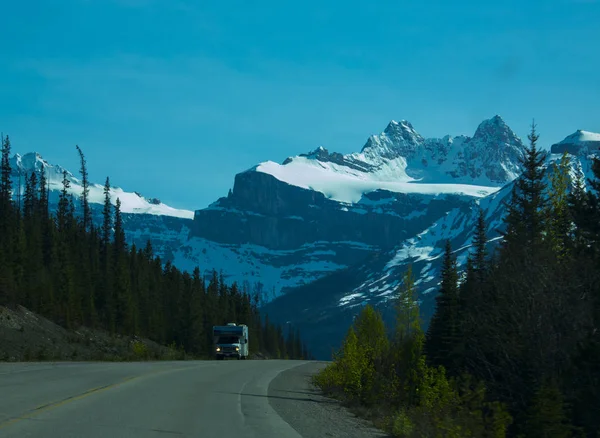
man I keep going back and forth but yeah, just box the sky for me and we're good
[1,0,599,210]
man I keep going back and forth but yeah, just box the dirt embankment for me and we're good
[0,305,182,362]
[0,305,271,362]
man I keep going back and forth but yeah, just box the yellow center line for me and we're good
[0,375,138,430]
[0,364,196,430]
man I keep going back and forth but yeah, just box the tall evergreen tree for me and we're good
[502,121,548,252]
[393,265,425,407]
[38,165,48,218]
[547,152,572,259]
[425,240,461,373]
[472,208,488,276]
[0,134,12,209]
[101,177,112,248]
[0,135,13,244]
[113,198,132,333]
[57,170,71,232]
[395,264,420,344]
[113,198,126,253]
[76,145,92,231]
[23,171,37,220]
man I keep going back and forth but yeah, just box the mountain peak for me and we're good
[551,129,600,155]
[472,115,520,147]
[384,119,415,132]
[360,119,424,160]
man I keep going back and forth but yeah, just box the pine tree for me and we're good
[395,264,421,344]
[521,379,574,438]
[547,152,572,259]
[0,134,13,241]
[113,198,126,253]
[113,198,132,333]
[568,160,598,256]
[392,265,425,406]
[0,134,12,209]
[23,171,37,220]
[425,240,461,374]
[101,177,112,248]
[189,266,206,355]
[473,208,488,276]
[502,121,548,252]
[57,170,71,232]
[38,166,48,218]
[100,177,114,330]
[76,145,92,231]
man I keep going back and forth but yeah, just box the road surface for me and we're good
[0,360,388,437]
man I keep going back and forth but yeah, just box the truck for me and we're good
[213,323,249,360]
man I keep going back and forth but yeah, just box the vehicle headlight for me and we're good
[216,347,221,352]
[235,347,239,351]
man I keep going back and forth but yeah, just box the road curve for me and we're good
[0,359,337,437]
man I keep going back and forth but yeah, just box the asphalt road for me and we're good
[0,359,386,438]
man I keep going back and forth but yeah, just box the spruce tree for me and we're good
[189,266,206,355]
[57,170,71,232]
[0,134,12,209]
[76,145,92,231]
[521,379,574,438]
[38,166,48,219]
[393,265,425,406]
[23,171,38,221]
[113,198,132,333]
[502,121,548,252]
[113,198,126,253]
[425,239,461,373]
[0,135,13,244]
[101,177,112,248]
[472,208,488,276]
[547,152,572,259]
[395,264,421,344]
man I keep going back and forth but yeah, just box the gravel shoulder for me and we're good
[268,361,391,438]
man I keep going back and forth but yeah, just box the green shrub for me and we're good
[313,302,512,438]
[391,409,414,437]
[131,340,149,360]
[518,379,574,438]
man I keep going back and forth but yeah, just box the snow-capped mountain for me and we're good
[253,115,523,205]
[6,119,596,359]
[175,116,526,299]
[263,131,600,359]
[550,129,600,156]
[8,152,194,263]
[10,152,194,219]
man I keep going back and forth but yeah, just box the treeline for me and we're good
[0,135,309,360]
[315,124,600,437]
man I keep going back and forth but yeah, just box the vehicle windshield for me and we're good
[217,336,240,344]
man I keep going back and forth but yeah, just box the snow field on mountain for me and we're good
[256,157,500,204]
[172,238,375,300]
[11,153,194,219]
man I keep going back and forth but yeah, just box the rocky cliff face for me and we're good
[193,170,469,250]
[179,116,525,297]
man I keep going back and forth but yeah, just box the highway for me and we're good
[0,360,387,437]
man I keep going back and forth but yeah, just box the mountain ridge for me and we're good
[7,121,599,316]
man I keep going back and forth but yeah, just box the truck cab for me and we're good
[213,323,249,360]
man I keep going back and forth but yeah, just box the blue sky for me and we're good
[1,0,599,210]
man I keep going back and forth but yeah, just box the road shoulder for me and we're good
[267,361,390,438]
